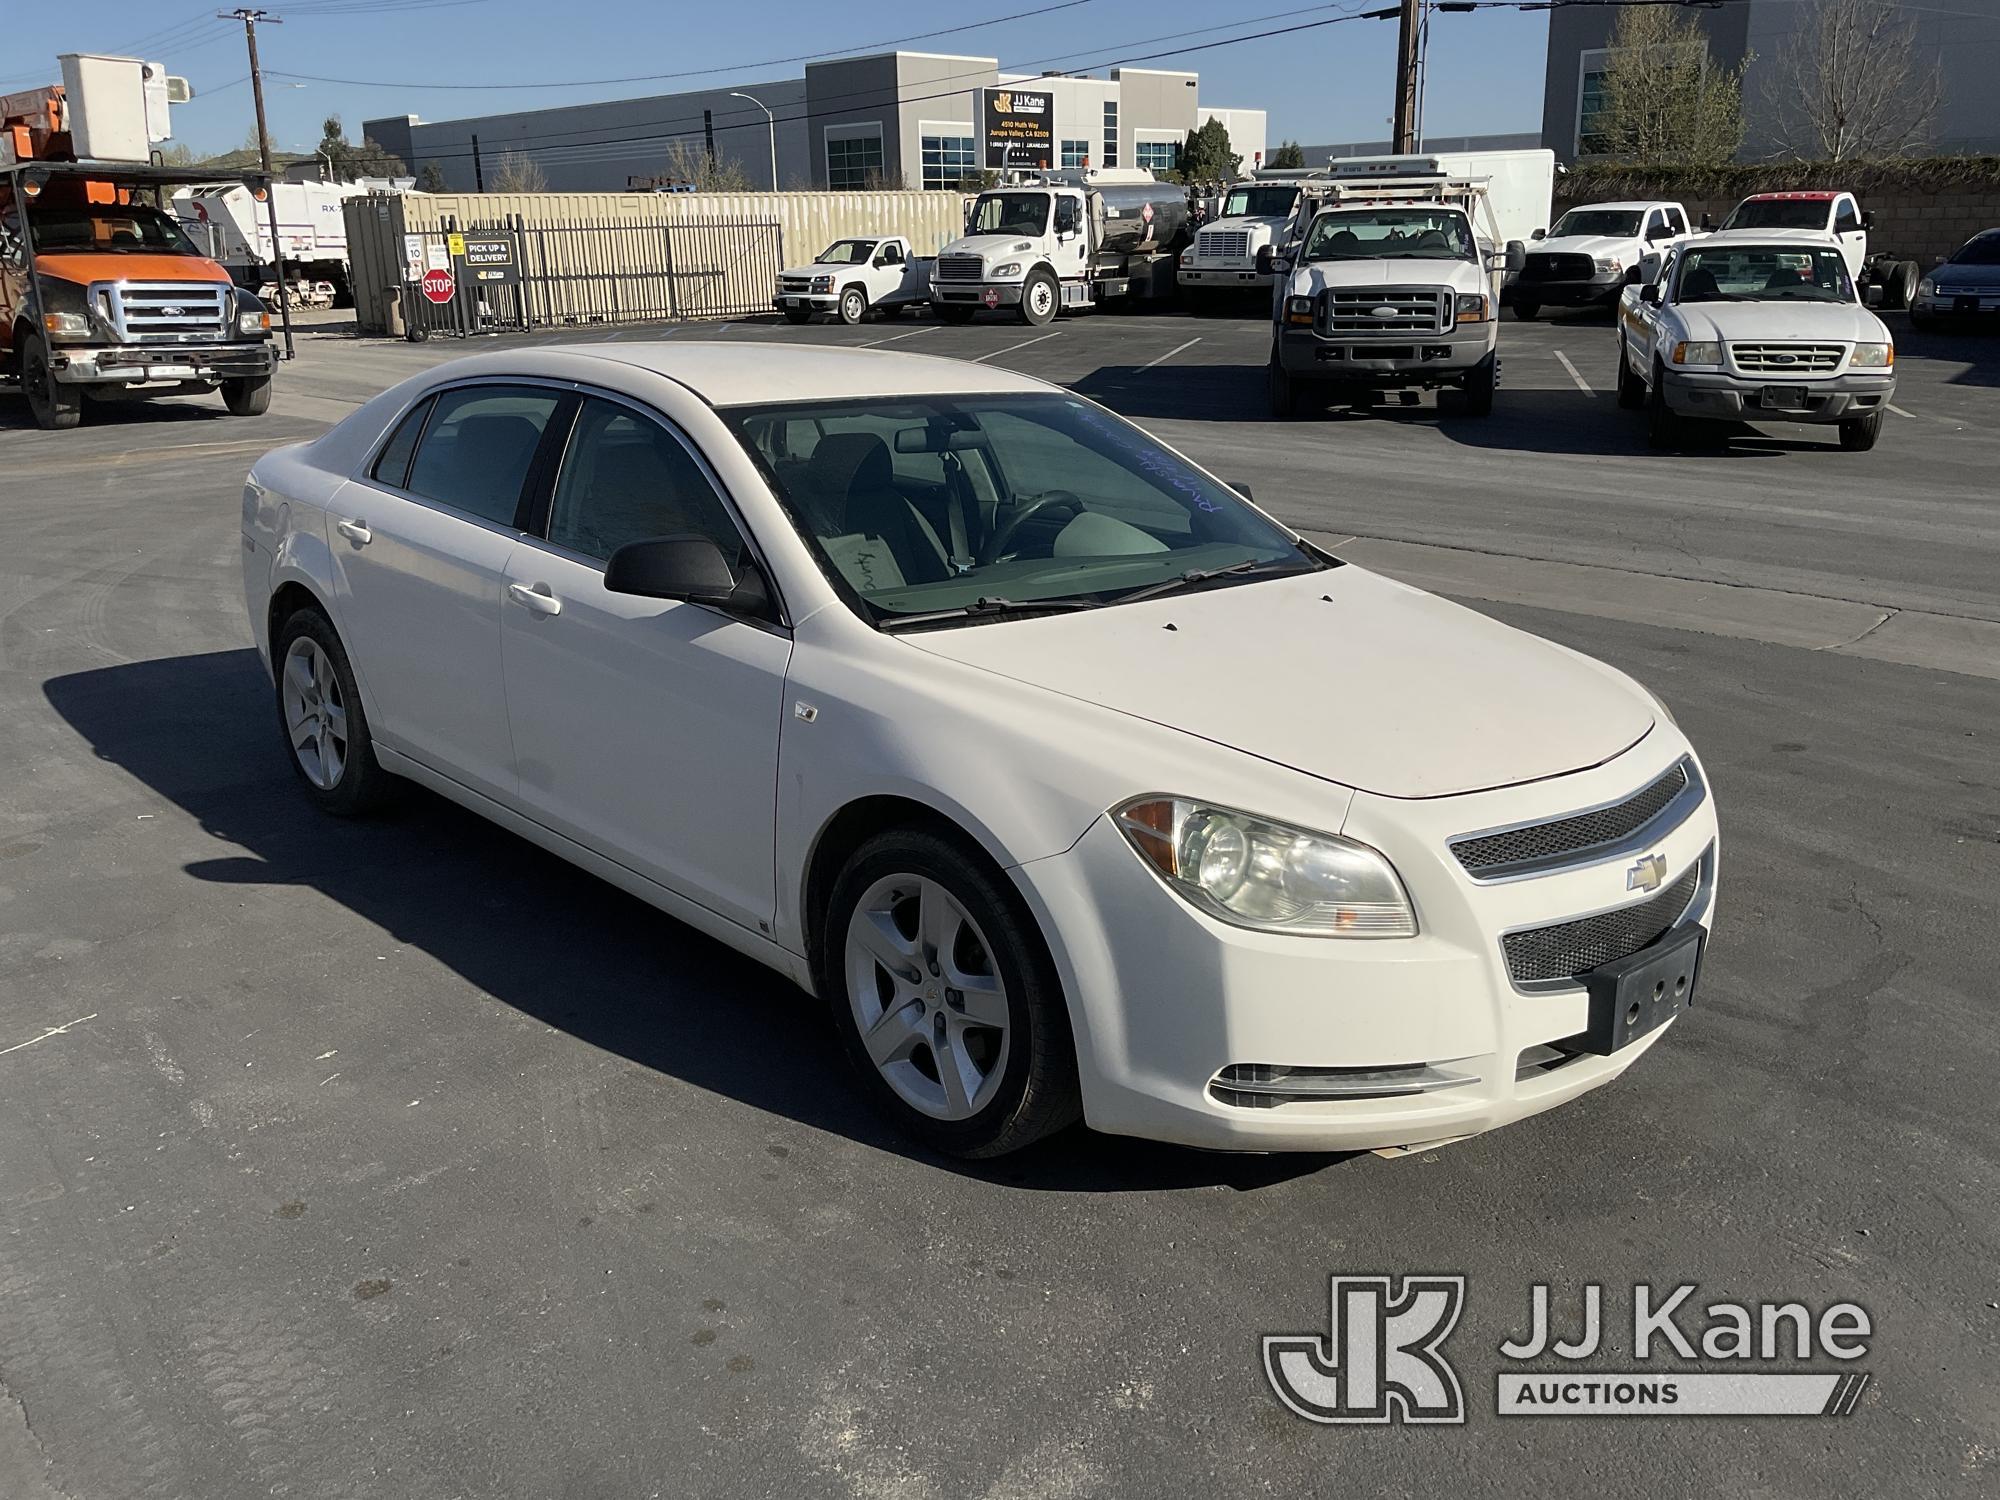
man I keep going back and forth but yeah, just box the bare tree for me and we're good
[657,138,751,191]
[1589,6,1749,164]
[490,151,548,193]
[1764,0,1943,160]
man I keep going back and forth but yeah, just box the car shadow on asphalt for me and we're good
[1889,317,2000,388]
[0,394,239,432]
[1068,363,1268,424]
[43,648,1342,1194]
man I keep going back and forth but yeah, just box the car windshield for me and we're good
[1222,185,1301,218]
[28,200,199,254]
[1722,199,1832,231]
[1950,234,2000,265]
[725,393,1321,626]
[970,193,1050,237]
[1302,208,1473,261]
[1551,209,1642,237]
[1674,245,1855,304]
[817,240,876,265]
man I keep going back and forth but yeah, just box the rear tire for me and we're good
[1019,270,1059,326]
[782,306,813,325]
[21,334,82,430]
[818,827,1082,1158]
[1512,300,1540,321]
[1839,409,1883,451]
[838,286,868,326]
[1458,352,1497,416]
[935,304,976,324]
[1615,338,1646,410]
[272,605,395,817]
[222,375,272,416]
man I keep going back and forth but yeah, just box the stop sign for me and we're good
[420,267,455,304]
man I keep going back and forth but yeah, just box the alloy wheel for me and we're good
[281,636,348,790]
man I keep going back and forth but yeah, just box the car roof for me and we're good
[1695,228,1844,249]
[443,340,1054,407]
[1743,191,1840,202]
[1567,200,1672,212]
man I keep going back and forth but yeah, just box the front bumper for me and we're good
[51,341,277,385]
[1179,265,1275,289]
[932,282,1023,308]
[1011,736,1719,1152]
[1512,271,1624,306]
[1277,321,1492,383]
[1661,368,1894,423]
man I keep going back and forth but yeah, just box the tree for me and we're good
[315,114,407,181]
[1588,7,1749,164]
[1178,117,1240,184]
[657,138,751,191]
[156,142,201,167]
[1267,140,1306,169]
[417,161,448,192]
[1763,0,1942,160]
[490,151,547,193]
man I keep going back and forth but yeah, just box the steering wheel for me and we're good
[980,490,1083,565]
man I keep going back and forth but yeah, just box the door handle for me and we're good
[508,582,563,617]
[336,519,372,544]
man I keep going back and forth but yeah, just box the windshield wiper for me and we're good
[880,595,1102,631]
[1113,558,1297,606]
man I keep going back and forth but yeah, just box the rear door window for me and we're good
[370,395,434,490]
[405,385,563,528]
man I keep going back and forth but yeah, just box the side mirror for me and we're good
[1639,283,1660,305]
[1271,257,1292,275]
[604,536,766,616]
[1504,240,1527,273]
[1861,210,1875,230]
[1230,480,1254,501]
[1531,227,1546,241]
[1700,213,1715,231]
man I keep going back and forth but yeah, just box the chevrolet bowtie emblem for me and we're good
[1627,854,1668,893]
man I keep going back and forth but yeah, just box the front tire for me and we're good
[1839,409,1883,451]
[222,375,272,416]
[1458,352,1497,416]
[1512,300,1540,321]
[21,334,82,430]
[782,305,813,325]
[838,286,868,326]
[1646,360,1683,450]
[935,303,976,324]
[1019,270,1058,327]
[272,605,395,816]
[1267,351,1308,419]
[1615,338,1646,410]
[819,828,1082,1158]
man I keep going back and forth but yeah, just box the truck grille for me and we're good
[1323,286,1448,335]
[779,275,812,293]
[97,282,231,342]
[935,255,985,283]
[1452,760,1699,880]
[1196,229,1248,260]
[1730,342,1845,374]
[1502,851,1707,986]
[1521,252,1594,282]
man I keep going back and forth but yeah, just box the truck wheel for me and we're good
[782,305,813,325]
[1267,353,1309,420]
[1646,361,1683,450]
[1512,300,1540,322]
[1889,261,1919,311]
[222,375,273,417]
[20,335,82,430]
[1839,410,1883,452]
[838,286,868,325]
[1458,353,1497,416]
[1615,339,1647,410]
[935,304,976,325]
[1019,271,1059,326]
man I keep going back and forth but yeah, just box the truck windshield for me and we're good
[725,393,1318,626]
[1674,245,1855,304]
[817,240,877,264]
[29,201,199,255]
[1302,209,1472,261]
[1722,200,1831,231]
[970,193,1050,237]
[1551,209,1642,237]
[1222,186,1300,218]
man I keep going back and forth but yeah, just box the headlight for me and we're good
[1672,341,1722,366]
[1454,292,1489,324]
[1285,294,1313,327]
[1594,256,1624,275]
[990,261,1022,279]
[1849,342,1893,368]
[1916,275,1935,300]
[810,275,833,293]
[237,310,271,335]
[1114,797,1417,938]
[42,310,91,340]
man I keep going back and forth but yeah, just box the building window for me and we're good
[1136,140,1179,174]
[826,129,884,190]
[1102,101,1119,168]
[1061,138,1090,169]
[920,130,977,189]
[1576,53,1611,155]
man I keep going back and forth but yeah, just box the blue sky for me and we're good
[5,0,1551,158]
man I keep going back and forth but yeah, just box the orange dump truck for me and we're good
[2,65,277,430]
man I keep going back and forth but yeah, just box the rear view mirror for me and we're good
[605,536,762,614]
[894,426,983,454]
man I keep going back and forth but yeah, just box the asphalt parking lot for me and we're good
[2,302,1996,1498]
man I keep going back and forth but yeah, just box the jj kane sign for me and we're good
[983,88,1053,170]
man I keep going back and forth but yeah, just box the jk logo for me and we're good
[1263,1275,1467,1425]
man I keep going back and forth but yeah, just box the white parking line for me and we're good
[970,331,1062,363]
[861,325,938,348]
[1887,402,1917,418]
[1140,336,1202,369]
[1553,350,1594,394]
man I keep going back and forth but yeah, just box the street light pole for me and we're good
[729,91,777,190]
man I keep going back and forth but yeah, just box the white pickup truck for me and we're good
[774,237,932,325]
[1715,192,1923,310]
[1512,200,1694,319]
[1614,229,1896,451]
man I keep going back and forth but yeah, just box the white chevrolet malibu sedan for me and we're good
[242,343,1717,1158]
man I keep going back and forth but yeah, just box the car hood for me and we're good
[939,234,1038,262]
[1293,258,1483,295]
[1535,234,1633,259]
[34,252,232,286]
[1201,214,1288,234]
[1672,300,1887,343]
[780,261,861,278]
[902,568,1655,799]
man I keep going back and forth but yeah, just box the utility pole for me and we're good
[221,8,294,358]
[1391,0,1421,153]
[472,133,484,190]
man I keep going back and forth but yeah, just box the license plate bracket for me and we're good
[1760,385,1809,410]
[1579,923,1703,1056]
[1955,295,1980,316]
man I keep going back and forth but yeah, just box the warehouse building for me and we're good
[365,51,1266,194]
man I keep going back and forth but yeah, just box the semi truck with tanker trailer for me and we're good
[930,168,1192,325]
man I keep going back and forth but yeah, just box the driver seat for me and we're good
[807,433,950,587]
[1682,268,1722,300]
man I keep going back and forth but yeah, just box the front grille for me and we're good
[779,276,812,293]
[935,255,985,283]
[1196,229,1248,261]
[1730,342,1845,374]
[1324,285,1448,335]
[1452,760,1696,878]
[1522,252,1594,282]
[1502,856,1704,985]
[98,282,231,342]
